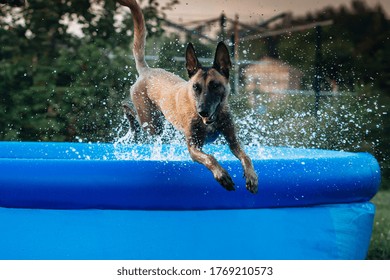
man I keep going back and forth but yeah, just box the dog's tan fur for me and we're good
[118,0,258,193]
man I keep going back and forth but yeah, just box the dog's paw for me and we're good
[244,169,258,194]
[214,169,235,191]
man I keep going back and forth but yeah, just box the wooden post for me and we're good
[219,13,226,40]
[233,14,239,94]
[313,25,323,118]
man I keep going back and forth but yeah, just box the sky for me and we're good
[159,0,390,23]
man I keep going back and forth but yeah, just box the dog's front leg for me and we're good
[187,142,235,191]
[228,140,258,194]
[220,119,258,194]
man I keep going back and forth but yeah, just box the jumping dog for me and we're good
[117,0,258,193]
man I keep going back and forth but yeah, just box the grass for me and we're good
[367,186,390,259]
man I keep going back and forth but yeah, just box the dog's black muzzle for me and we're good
[198,104,219,125]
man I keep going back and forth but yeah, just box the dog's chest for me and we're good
[204,124,220,143]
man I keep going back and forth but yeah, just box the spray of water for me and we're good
[111,88,382,162]
[107,38,383,162]
[113,117,190,161]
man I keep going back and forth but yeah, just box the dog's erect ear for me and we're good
[213,42,232,79]
[186,43,202,78]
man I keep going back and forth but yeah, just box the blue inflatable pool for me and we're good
[0,142,381,259]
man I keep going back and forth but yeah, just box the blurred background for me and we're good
[0,0,389,258]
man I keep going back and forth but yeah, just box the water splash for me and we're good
[113,118,190,161]
[107,37,383,162]
[111,89,382,162]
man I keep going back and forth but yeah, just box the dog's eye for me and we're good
[193,83,202,93]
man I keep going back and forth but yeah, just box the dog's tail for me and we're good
[117,0,148,72]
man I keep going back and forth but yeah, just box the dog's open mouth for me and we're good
[199,104,220,125]
[201,113,217,125]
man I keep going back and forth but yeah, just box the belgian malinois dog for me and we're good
[117,0,258,193]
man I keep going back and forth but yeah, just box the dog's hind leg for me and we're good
[122,98,144,142]
[131,89,164,136]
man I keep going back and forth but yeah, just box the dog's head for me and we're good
[186,42,232,125]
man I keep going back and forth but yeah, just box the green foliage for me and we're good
[368,189,390,259]
[54,44,135,142]
[0,0,175,142]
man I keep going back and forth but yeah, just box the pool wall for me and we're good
[0,142,381,259]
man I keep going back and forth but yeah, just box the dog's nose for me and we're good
[198,110,209,118]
